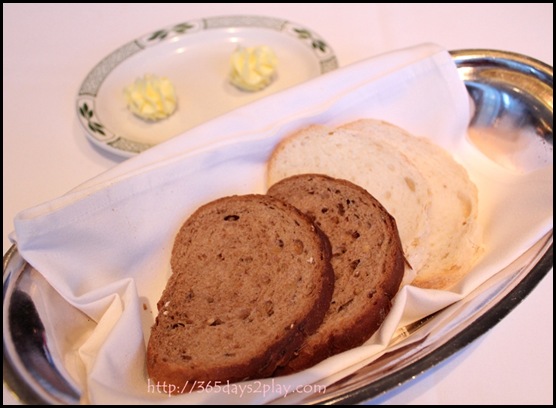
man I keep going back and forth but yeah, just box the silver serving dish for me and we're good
[3,49,553,404]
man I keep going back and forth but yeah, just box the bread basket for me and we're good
[3,49,553,404]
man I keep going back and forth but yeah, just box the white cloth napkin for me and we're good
[10,43,553,404]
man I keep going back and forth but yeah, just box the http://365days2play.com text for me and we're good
[147,378,327,398]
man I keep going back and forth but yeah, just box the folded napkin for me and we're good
[10,43,553,404]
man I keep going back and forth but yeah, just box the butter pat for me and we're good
[229,45,277,91]
[124,74,177,121]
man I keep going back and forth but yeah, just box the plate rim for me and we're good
[75,15,339,158]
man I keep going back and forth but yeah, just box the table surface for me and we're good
[3,3,553,405]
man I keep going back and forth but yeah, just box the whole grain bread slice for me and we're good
[267,174,404,373]
[147,194,334,389]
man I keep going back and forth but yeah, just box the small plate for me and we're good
[76,15,338,157]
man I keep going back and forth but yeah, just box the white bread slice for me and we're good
[340,119,483,289]
[267,124,432,274]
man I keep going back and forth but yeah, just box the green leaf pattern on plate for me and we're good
[147,30,168,41]
[293,27,328,52]
[173,22,194,33]
[146,22,195,43]
[293,28,311,39]
[79,102,105,136]
[312,39,327,53]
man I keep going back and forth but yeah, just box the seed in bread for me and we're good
[267,174,404,373]
[146,194,334,389]
[266,124,432,274]
[339,119,482,290]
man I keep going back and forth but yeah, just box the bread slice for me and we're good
[267,174,404,373]
[147,194,334,389]
[340,119,482,289]
[267,124,432,274]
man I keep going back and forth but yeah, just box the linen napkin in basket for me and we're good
[10,43,553,404]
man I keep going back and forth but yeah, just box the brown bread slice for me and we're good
[147,194,334,390]
[267,174,404,373]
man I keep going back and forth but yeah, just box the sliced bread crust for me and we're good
[147,194,334,388]
[267,174,404,373]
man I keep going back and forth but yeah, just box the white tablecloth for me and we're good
[3,3,553,405]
